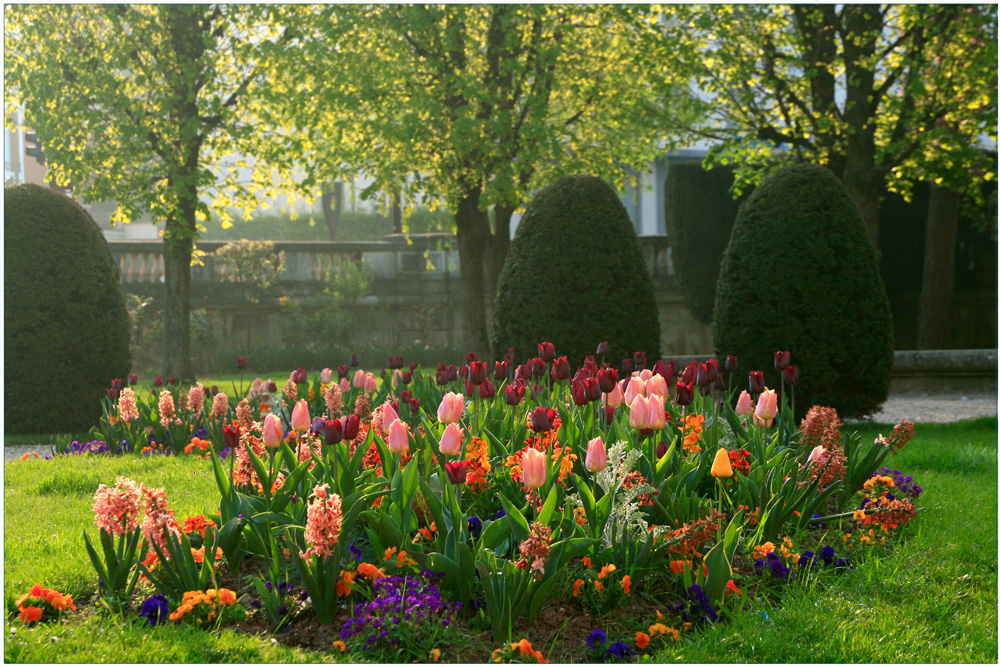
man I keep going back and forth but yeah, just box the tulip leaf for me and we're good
[537,484,559,525]
[500,494,531,543]
[703,540,732,603]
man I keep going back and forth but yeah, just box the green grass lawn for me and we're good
[4,418,997,662]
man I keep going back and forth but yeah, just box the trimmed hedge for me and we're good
[492,175,661,368]
[5,184,131,433]
[713,164,894,420]
[663,160,751,325]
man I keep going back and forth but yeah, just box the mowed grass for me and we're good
[4,418,996,662]
[649,417,998,663]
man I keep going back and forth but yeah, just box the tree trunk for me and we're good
[162,213,194,382]
[916,183,961,349]
[391,192,403,235]
[485,204,515,301]
[321,180,343,241]
[843,165,883,255]
[455,192,491,356]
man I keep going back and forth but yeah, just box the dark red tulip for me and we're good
[154,374,163,387]
[478,379,495,400]
[469,361,487,386]
[620,358,634,376]
[603,404,616,425]
[705,359,720,384]
[111,378,124,392]
[596,341,610,356]
[409,362,419,372]
[222,424,241,450]
[436,370,448,385]
[211,385,219,396]
[682,362,699,385]
[387,401,400,416]
[459,365,469,379]
[530,407,558,433]
[633,351,647,371]
[445,459,472,485]
[783,366,799,385]
[168,377,179,386]
[337,365,349,379]
[322,419,344,445]
[699,383,712,397]
[652,360,669,378]
[446,365,459,382]
[466,352,479,364]
[551,356,571,381]
[713,375,726,391]
[597,367,619,393]
[343,414,361,440]
[236,356,247,370]
[668,360,679,379]
[656,441,668,459]
[349,354,359,367]
[494,361,508,381]
[399,390,413,402]
[515,363,531,382]
[292,367,308,385]
[571,381,590,407]
[408,397,422,413]
[538,342,556,363]
[266,380,278,393]
[464,378,476,397]
[725,355,738,374]
[675,381,694,406]
[749,371,765,393]
[107,388,116,401]
[585,377,601,402]
[504,383,526,406]
[530,357,546,378]
[128,373,138,385]
[774,351,791,372]
[399,371,413,385]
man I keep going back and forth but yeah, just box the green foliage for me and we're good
[492,175,661,367]
[213,240,285,304]
[713,164,894,420]
[279,257,373,353]
[664,160,751,325]
[4,184,131,434]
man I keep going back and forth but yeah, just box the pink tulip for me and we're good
[638,369,653,382]
[320,367,333,384]
[262,413,283,448]
[521,448,547,490]
[585,437,607,473]
[624,376,646,407]
[645,374,668,399]
[754,388,778,427]
[437,391,465,424]
[603,382,624,408]
[808,445,826,463]
[352,369,367,389]
[381,401,400,432]
[340,378,351,393]
[387,419,409,454]
[629,395,650,429]
[735,390,754,416]
[291,399,311,433]
[439,423,464,456]
[365,373,378,393]
[646,394,666,430]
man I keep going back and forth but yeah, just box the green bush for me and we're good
[664,160,751,325]
[713,164,894,420]
[492,174,661,368]
[4,184,131,433]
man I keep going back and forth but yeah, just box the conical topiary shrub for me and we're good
[492,174,661,369]
[5,184,132,433]
[713,164,894,420]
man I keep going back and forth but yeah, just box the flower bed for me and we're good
[14,346,920,662]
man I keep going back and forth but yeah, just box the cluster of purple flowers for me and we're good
[665,584,718,626]
[60,440,113,456]
[338,572,461,651]
[874,468,923,500]
[754,545,851,580]
[585,630,634,662]
[138,594,169,626]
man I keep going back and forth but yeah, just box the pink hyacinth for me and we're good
[324,383,343,418]
[117,388,139,427]
[211,392,229,422]
[92,476,142,536]
[158,390,175,428]
[188,383,205,419]
[299,484,343,560]
[140,486,181,553]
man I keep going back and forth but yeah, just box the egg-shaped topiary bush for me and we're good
[492,174,661,369]
[713,164,894,420]
[5,184,131,433]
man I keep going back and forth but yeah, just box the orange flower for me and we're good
[20,606,43,623]
[358,562,386,582]
[752,542,775,559]
[218,589,237,606]
[669,560,690,574]
[337,570,356,597]
[333,640,347,652]
[581,556,592,569]
[594,580,605,593]
[648,622,668,637]
[635,632,650,649]
[666,626,680,641]
[573,579,585,597]
[29,584,45,598]
[726,579,742,596]
[621,574,632,594]
[383,546,398,561]
[597,563,616,579]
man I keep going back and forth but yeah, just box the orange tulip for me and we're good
[711,448,734,478]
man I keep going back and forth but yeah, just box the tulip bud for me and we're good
[705,359,720,384]
[585,437,608,472]
[236,356,247,370]
[735,390,754,416]
[266,379,278,393]
[407,397,421,413]
[552,356,571,381]
[808,445,826,463]
[381,401,400,432]
[349,354,359,367]
[620,358,634,376]
[340,378,351,393]
[154,374,163,387]
[521,448,547,490]
[410,361,419,372]
[169,377,179,386]
[514,363,530,382]
[494,361,508,381]
[711,448,734,478]
[466,352,479,364]
[222,424,241,451]
[320,368,333,384]
[530,357,546,378]
[596,341,610,356]
[293,367,308,385]
[651,360,669,378]
[597,367,619,393]
[774,351,791,372]
[603,404,616,425]
[675,381,694,406]
[585,377,601,402]
[469,361,487,385]
[645,374,668,399]
[604,381,624,408]
[639,368,653,382]
[629,396,650,430]
[647,394,666,429]
[446,365,459,382]
[437,392,465,424]
[399,371,413,385]
[479,379,496,400]
[291,399,311,432]
[322,419,344,445]
[458,365,469,379]
[529,407,557,433]
[633,350,647,371]
[445,459,472,485]
[783,366,799,385]
[713,374,726,392]
[725,355,738,373]
[754,388,778,427]
[262,414,283,448]
[337,365,349,379]
[504,383,526,406]
[504,347,516,365]
[571,381,589,407]
[681,362,698,385]
[655,440,668,459]
[343,414,361,440]
[624,376,646,407]
[353,369,367,389]
[364,373,378,394]
[439,423,465,456]
[387,419,409,454]
[538,342,556,363]
[211,385,219,396]
[464,378,476,398]
[128,373,138,385]
[748,371,765,394]
[399,390,413,403]
[436,370,449,385]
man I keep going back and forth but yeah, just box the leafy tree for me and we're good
[660,5,997,347]
[4,4,301,379]
[268,5,684,355]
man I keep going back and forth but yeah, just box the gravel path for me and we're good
[5,391,995,462]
